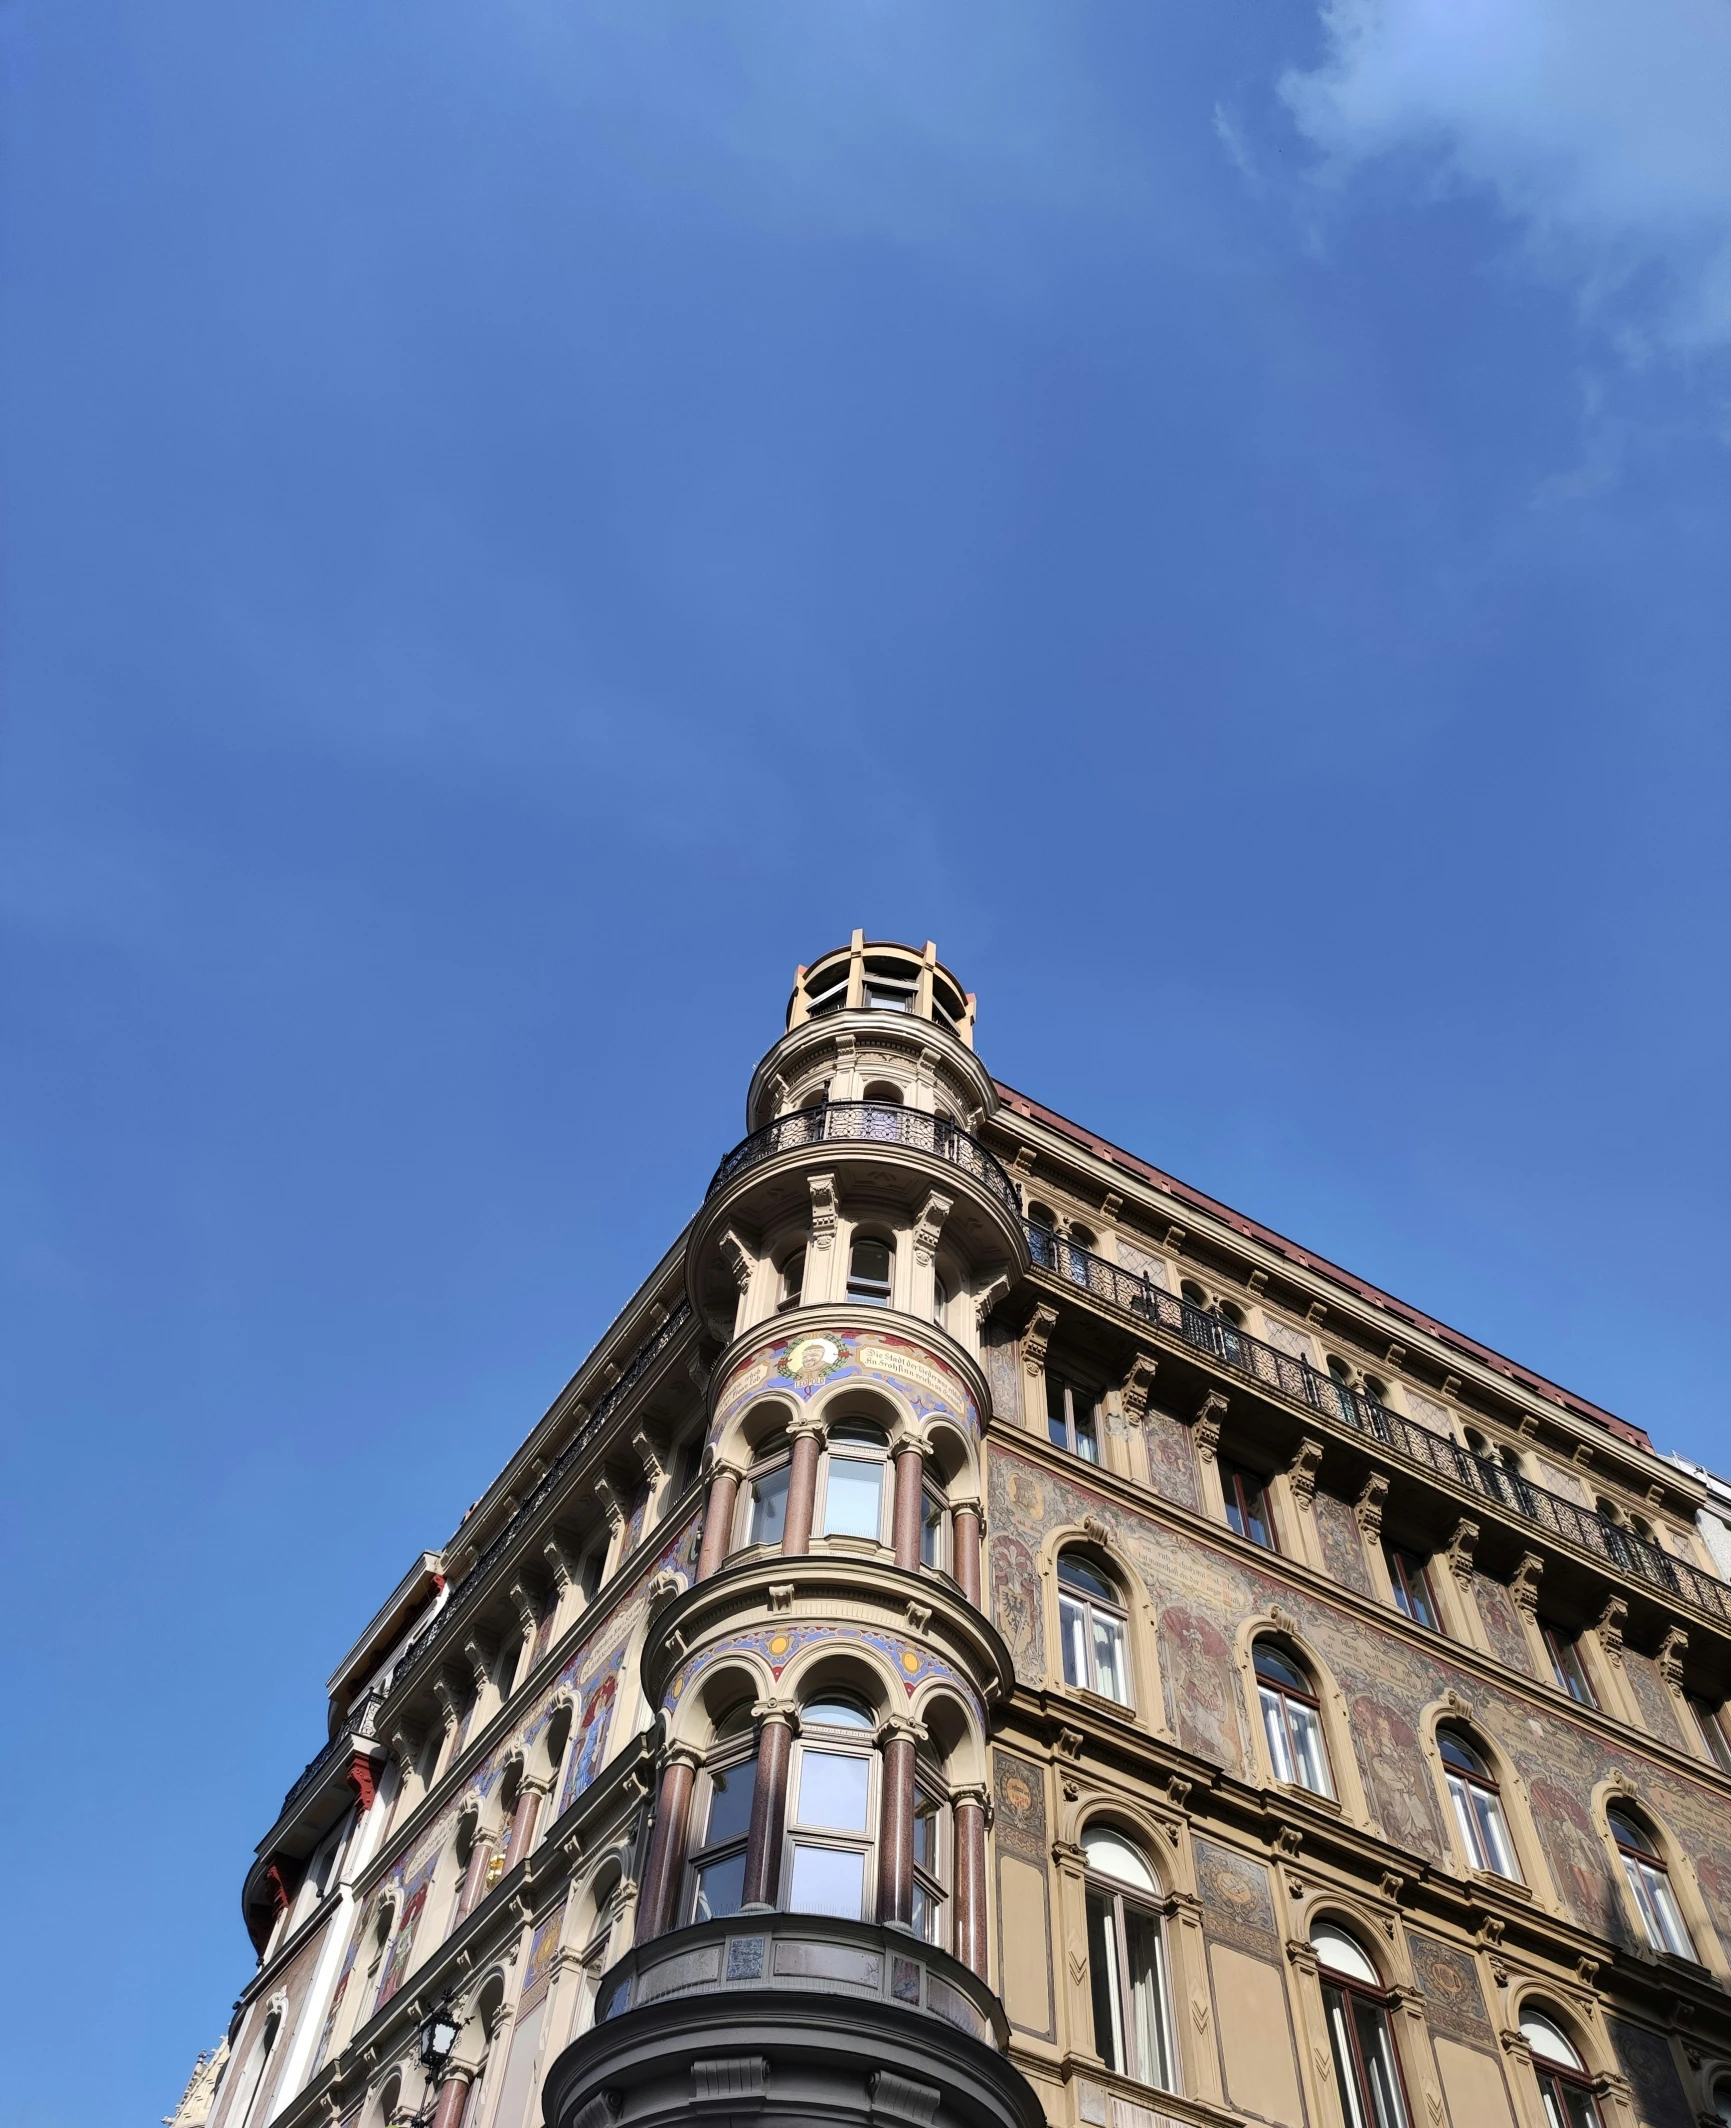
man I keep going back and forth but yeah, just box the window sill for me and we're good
[1467,1869,1532,1902]
[1273,1782,1341,1815]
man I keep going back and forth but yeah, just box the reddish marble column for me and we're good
[892,1443,928,1571]
[741,1703,795,1910]
[634,1750,698,1945]
[877,1720,921,1929]
[952,1503,982,1607]
[502,1776,548,1873]
[430,2068,474,2128]
[780,1422,824,1557]
[456,1829,496,1920]
[696,1463,742,1582]
[953,1787,989,1979]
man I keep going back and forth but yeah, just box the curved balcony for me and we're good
[542,1912,1043,2128]
[708,1104,1021,1221]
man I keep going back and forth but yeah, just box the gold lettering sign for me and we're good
[859,1345,953,1400]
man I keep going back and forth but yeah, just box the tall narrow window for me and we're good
[911,1768,950,1948]
[687,1712,758,1924]
[1521,2013,1603,2128]
[1082,1828,1174,2091]
[1542,1622,1597,1707]
[1439,1730,1521,1881]
[1254,1643,1333,1796]
[1221,1459,1276,1549]
[1057,1553,1131,1706]
[1047,1375,1100,1464]
[744,1438,792,1549]
[846,1236,894,1306]
[786,1695,877,1920]
[822,1420,888,1542]
[920,1484,949,1571]
[1385,1545,1439,1630]
[1312,1924,1410,2128]
[1609,1809,1695,1958]
[777,1250,806,1313]
[1690,1696,1731,1776]
[931,1272,949,1328]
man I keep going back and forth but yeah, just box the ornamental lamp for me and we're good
[417,2000,460,2077]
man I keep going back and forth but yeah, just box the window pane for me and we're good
[1074,1406,1100,1463]
[913,1799,940,1874]
[788,1843,866,1919]
[1092,1612,1129,1705]
[1086,1891,1124,2074]
[1324,1988,1374,2128]
[1048,1410,1070,1451]
[693,1850,746,1923]
[824,1457,884,1539]
[1259,1686,1296,1784]
[921,1493,945,1568]
[1352,1994,1410,2128]
[1647,1865,1693,1957]
[1473,1789,1519,1880]
[1060,1594,1090,1691]
[912,1879,944,1944]
[1289,1699,1334,1796]
[749,1464,789,1546]
[704,1756,757,1849]
[796,1750,871,1832]
[1447,1773,1486,1871]
[1124,1904,1169,2089]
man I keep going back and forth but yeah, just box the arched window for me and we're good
[686,1704,759,1924]
[1047,1374,1100,1463]
[1609,1807,1695,1957]
[777,1250,806,1313]
[1082,1827,1174,2090]
[821,1420,889,1542]
[1439,1730,1521,1880]
[1254,1643,1333,1796]
[1326,1355,1361,1424]
[1521,2011,1603,2128]
[742,1431,792,1549]
[786,1693,878,1920]
[1058,1553,1131,1705]
[1311,1923,1410,2128]
[846,1235,894,1306]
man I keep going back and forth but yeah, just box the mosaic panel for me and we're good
[1259,1318,1314,1363]
[374,1853,437,2012]
[662,1619,976,1719]
[1535,1458,1592,1508]
[1314,1489,1373,1596]
[713,1325,980,1441]
[1162,1606,1247,1777]
[1193,1837,1278,1959]
[1115,1242,1169,1288]
[981,1324,1023,1427]
[1624,1653,1683,1748]
[1606,2018,1693,2128]
[992,1748,1049,1861]
[558,1644,626,1816]
[1406,1930,1491,2049]
[519,1897,565,2010]
[1474,1574,1534,1677]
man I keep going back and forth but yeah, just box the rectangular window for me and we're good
[912,1789,948,1947]
[747,1462,791,1547]
[920,1489,947,1570]
[1542,1623,1598,1707]
[687,1749,757,1924]
[823,1457,884,1541]
[1385,1545,1439,1629]
[787,1740,875,1923]
[1047,1375,1101,1464]
[788,1843,866,1918]
[796,1750,871,1833]
[1221,1459,1276,1549]
[1691,1697,1731,1776]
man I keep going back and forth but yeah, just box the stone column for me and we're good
[696,1461,743,1582]
[503,1775,550,1873]
[892,1440,930,1571]
[952,1501,982,1607]
[742,1699,797,1910]
[634,1746,700,1945]
[456,1827,497,1920]
[952,1784,988,1980]
[876,1716,925,1930]
[781,1420,825,1557]
[430,2067,475,2128]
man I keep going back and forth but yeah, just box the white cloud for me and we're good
[1282,0,1731,355]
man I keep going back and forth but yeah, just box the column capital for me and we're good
[893,1434,934,1464]
[786,1416,827,1445]
[663,1741,704,1775]
[875,1714,929,1751]
[751,1696,801,1733]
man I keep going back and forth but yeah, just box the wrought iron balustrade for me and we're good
[1025,1222,1731,1628]
[708,1102,1022,1220]
[385,1298,695,1693]
[279,1689,385,1819]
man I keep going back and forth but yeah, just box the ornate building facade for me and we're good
[192,937,1731,2128]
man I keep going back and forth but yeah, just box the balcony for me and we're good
[708,1103,1022,1222]
[1026,1224,1731,1632]
[543,1912,1043,2128]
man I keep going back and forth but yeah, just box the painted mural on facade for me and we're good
[712,1324,981,1442]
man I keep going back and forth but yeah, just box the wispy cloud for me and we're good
[1281,0,1731,356]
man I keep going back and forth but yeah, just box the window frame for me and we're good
[684,1732,761,1926]
[1542,1622,1598,1707]
[1046,1373,1101,1464]
[1438,1730,1522,1882]
[739,1439,794,1551]
[777,1249,807,1314]
[1385,1544,1439,1630]
[1312,1927,1413,2128]
[783,1702,880,1923]
[1608,1808,1696,1959]
[1057,1553,1133,1707]
[845,1234,895,1306]
[1082,1836,1175,2092]
[911,1763,951,1949]
[1690,1696,1731,1776]
[1254,1643,1334,1798]
[1220,1458,1277,1550]
[818,1424,891,1545]
[919,1481,951,1572]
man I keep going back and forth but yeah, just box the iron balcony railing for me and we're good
[385,1298,695,1695]
[708,1101,1022,1221]
[1026,1222,1731,1628]
[279,1690,386,1819]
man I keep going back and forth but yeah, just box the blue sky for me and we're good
[2,2,1728,2121]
